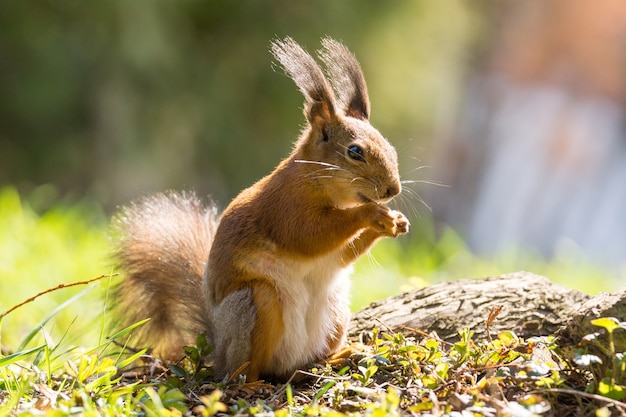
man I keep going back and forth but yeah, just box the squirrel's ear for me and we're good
[271,37,336,129]
[318,37,370,121]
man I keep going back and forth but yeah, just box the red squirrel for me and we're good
[112,37,409,382]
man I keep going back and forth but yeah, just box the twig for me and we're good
[396,325,455,346]
[0,273,119,319]
[227,361,251,383]
[288,369,351,381]
[539,388,626,411]
[361,311,395,333]
[486,305,504,344]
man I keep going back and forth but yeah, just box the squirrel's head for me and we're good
[271,37,401,209]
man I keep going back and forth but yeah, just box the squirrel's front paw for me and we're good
[389,210,410,236]
[372,206,410,237]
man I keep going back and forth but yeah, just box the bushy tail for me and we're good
[110,191,219,359]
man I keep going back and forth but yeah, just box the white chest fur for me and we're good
[247,245,353,376]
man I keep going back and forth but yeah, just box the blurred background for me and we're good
[1,0,625,347]
[1,0,476,208]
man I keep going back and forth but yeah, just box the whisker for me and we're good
[295,159,352,179]
[364,250,383,271]
[302,175,337,180]
[302,169,355,181]
[305,168,340,177]
[295,159,357,178]
[402,164,432,177]
[294,159,341,169]
[345,169,375,184]
[401,187,432,213]
[401,179,449,187]
[392,186,429,220]
[296,154,374,186]
[296,168,361,186]
[398,195,422,219]
[296,155,401,202]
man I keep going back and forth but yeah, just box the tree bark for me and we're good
[349,272,626,351]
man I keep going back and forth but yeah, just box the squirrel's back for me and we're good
[111,191,219,358]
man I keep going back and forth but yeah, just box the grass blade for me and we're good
[16,283,97,352]
[0,344,46,367]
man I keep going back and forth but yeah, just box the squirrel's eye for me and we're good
[347,145,365,162]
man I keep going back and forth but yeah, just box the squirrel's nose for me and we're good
[383,183,401,199]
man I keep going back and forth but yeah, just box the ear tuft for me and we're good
[270,37,336,127]
[318,37,371,121]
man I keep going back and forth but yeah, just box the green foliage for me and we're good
[575,317,626,401]
[0,186,110,350]
[194,390,228,416]
[167,333,215,389]
[187,322,619,416]
[0,1,479,208]
[0,345,46,368]
[0,319,189,416]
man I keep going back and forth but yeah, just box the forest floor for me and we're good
[2,313,625,416]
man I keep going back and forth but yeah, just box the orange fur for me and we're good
[247,282,285,380]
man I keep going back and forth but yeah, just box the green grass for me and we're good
[0,185,624,415]
[0,186,111,350]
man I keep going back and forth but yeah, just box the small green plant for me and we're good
[575,316,626,401]
[194,389,227,416]
[167,332,215,389]
[353,357,378,387]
